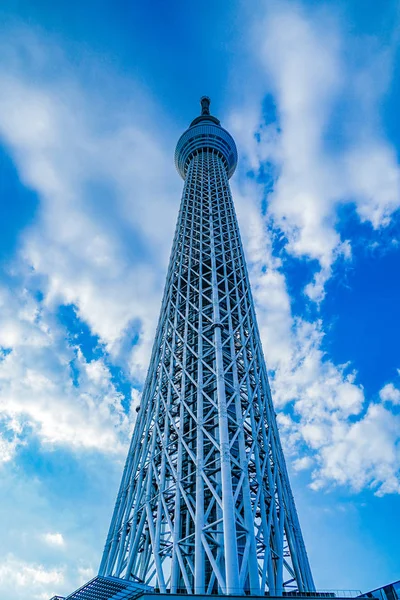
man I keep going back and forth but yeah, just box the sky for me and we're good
[0,0,399,598]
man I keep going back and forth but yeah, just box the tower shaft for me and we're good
[99,101,314,596]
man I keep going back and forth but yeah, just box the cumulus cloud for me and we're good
[311,403,400,496]
[0,27,180,466]
[380,382,400,405]
[233,170,400,496]
[0,285,133,458]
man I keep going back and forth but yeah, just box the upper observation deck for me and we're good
[175,96,238,180]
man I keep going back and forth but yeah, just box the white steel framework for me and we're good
[99,98,315,596]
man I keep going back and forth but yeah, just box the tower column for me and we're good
[209,175,241,595]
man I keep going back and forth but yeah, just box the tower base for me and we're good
[50,575,366,600]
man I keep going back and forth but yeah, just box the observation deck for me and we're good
[175,96,238,179]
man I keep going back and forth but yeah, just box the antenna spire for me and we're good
[200,96,211,116]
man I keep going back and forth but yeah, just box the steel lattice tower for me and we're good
[99,98,315,596]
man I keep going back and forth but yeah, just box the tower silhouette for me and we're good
[98,98,315,596]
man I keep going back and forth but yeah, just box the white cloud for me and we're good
[311,403,400,496]
[380,382,400,405]
[0,27,181,462]
[233,171,400,496]
[0,285,133,458]
[42,532,65,547]
[231,0,400,302]
[0,27,181,381]
[0,555,64,599]
[292,456,314,472]
[225,0,400,496]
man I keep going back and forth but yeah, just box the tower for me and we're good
[99,98,315,596]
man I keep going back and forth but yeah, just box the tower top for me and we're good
[175,96,237,179]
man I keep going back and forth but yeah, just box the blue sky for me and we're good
[0,1,399,598]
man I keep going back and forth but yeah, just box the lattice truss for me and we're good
[99,149,315,595]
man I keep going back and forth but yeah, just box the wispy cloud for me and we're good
[232,0,400,302]
[42,532,65,547]
[0,555,64,599]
